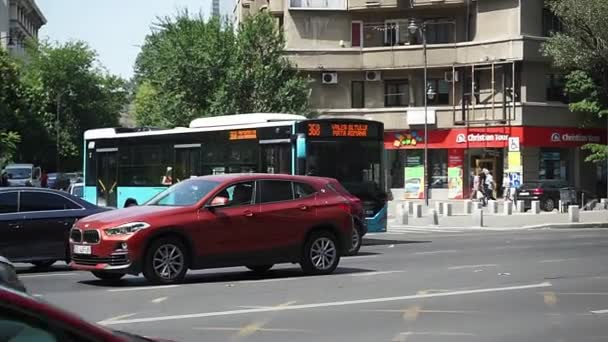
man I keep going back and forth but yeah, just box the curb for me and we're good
[385,222,608,232]
[523,222,608,230]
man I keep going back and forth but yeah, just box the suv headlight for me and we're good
[104,222,150,236]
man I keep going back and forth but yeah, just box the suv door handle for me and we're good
[243,210,254,217]
[8,223,22,229]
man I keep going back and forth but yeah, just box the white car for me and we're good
[68,182,84,198]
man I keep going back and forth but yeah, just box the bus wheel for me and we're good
[124,199,138,207]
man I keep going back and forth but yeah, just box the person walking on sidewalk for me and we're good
[483,168,496,202]
[478,170,487,206]
[470,171,480,200]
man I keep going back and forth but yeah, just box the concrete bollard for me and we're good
[395,204,404,224]
[568,205,580,223]
[488,200,498,214]
[405,201,414,215]
[434,202,443,215]
[475,201,483,210]
[503,201,513,215]
[397,204,408,225]
[431,209,439,225]
[558,200,565,213]
[413,203,422,218]
[516,200,525,213]
[473,208,484,227]
[531,201,540,214]
[443,203,453,217]
[601,198,608,210]
[464,200,473,214]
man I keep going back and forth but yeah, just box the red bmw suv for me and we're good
[69,174,357,284]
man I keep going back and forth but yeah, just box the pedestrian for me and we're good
[502,173,512,201]
[161,167,173,185]
[470,171,480,200]
[478,171,487,206]
[0,170,8,187]
[40,168,48,188]
[483,168,495,201]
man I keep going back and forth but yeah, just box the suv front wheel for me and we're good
[300,231,340,275]
[143,237,189,285]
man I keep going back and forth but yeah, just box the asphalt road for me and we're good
[17,228,608,342]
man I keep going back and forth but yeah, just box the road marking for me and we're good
[99,282,552,325]
[350,270,405,277]
[343,255,379,260]
[151,297,168,304]
[101,313,138,322]
[591,309,608,314]
[413,250,458,255]
[108,285,180,292]
[552,292,608,296]
[193,327,311,333]
[364,309,479,314]
[402,305,421,321]
[448,264,497,270]
[539,258,578,263]
[19,272,76,279]
[238,277,302,284]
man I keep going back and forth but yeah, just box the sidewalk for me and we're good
[388,201,608,231]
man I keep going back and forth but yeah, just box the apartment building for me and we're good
[0,0,46,55]
[235,0,607,200]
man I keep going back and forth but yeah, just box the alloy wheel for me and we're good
[310,237,337,271]
[152,244,185,280]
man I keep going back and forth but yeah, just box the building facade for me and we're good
[0,0,46,55]
[235,0,608,200]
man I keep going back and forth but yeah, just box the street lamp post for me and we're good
[409,20,436,206]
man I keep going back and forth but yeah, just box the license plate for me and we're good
[73,245,91,255]
[519,192,529,196]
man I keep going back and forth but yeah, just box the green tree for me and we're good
[134,12,310,127]
[21,40,128,170]
[0,48,28,166]
[542,0,608,162]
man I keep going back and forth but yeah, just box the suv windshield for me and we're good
[145,179,220,206]
[6,168,32,180]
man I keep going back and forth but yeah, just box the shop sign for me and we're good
[549,132,601,143]
[456,133,509,144]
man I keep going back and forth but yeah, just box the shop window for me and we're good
[385,80,409,107]
[429,149,448,189]
[539,150,567,181]
[546,74,568,103]
[427,79,450,105]
[351,81,364,108]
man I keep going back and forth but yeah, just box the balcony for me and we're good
[285,37,545,71]
[289,0,347,10]
[348,0,398,11]
[411,0,465,7]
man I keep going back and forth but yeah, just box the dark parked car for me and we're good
[0,285,175,341]
[0,256,25,293]
[0,188,110,268]
[70,174,356,284]
[516,180,598,212]
[47,172,71,191]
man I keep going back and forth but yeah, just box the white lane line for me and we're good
[349,270,405,277]
[101,313,138,322]
[99,282,552,325]
[343,255,379,260]
[151,297,168,304]
[108,285,180,292]
[413,250,458,255]
[591,309,608,314]
[193,327,311,333]
[447,264,498,270]
[19,272,77,279]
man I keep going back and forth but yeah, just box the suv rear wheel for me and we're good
[300,231,340,275]
[346,228,362,256]
[143,237,189,285]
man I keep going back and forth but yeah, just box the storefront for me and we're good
[385,126,607,200]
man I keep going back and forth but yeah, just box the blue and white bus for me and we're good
[83,113,387,232]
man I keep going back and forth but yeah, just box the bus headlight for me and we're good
[104,222,150,236]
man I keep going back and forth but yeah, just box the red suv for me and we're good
[69,174,356,284]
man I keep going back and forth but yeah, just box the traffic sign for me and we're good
[508,137,520,152]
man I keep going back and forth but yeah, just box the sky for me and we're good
[37,0,233,79]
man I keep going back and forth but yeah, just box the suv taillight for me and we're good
[338,203,352,214]
[532,188,544,195]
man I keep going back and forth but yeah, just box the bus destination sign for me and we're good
[331,124,368,137]
[229,129,257,140]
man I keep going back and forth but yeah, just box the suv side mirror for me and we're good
[205,196,229,210]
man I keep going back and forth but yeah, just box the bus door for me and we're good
[259,140,292,174]
[174,144,202,183]
[96,148,118,208]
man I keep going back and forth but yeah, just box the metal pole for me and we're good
[56,93,60,172]
[423,24,429,207]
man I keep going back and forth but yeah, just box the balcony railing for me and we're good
[411,0,465,7]
[289,0,347,10]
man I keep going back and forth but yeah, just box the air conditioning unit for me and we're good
[444,71,460,83]
[322,72,338,84]
[365,71,382,81]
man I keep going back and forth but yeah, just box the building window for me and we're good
[539,149,568,181]
[384,20,408,46]
[427,79,450,105]
[426,22,453,44]
[542,8,563,37]
[351,81,364,108]
[546,74,567,103]
[385,80,409,107]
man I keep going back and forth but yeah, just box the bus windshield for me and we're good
[145,179,220,207]
[306,140,383,201]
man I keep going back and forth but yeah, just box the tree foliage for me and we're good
[19,40,128,170]
[542,0,608,162]
[134,12,311,127]
[0,48,29,165]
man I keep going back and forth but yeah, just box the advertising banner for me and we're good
[447,149,464,199]
[404,153,424,199]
